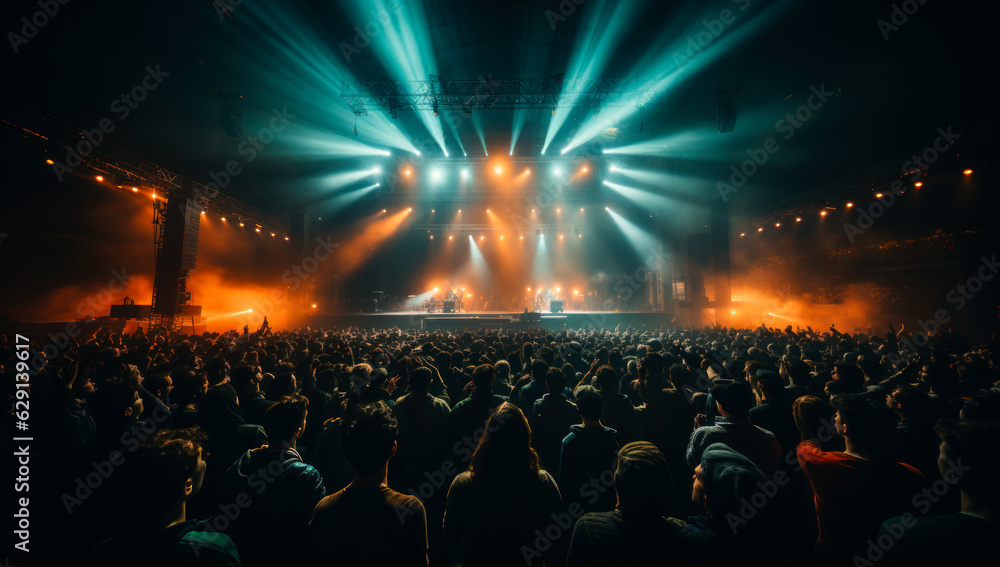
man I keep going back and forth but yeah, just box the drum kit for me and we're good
[423,290,463,313]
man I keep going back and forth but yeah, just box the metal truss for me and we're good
[414,223,593,232]
[2,99,285,231]
[342,77,656,116]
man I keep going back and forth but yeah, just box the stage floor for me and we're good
[307,311,674,331]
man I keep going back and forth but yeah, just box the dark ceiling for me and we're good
[2,0,996,214]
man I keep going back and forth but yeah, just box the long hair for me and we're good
[469,402,540,486]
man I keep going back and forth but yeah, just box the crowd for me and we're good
[3,321,999,566]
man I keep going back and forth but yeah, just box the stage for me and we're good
[306,311,674,332]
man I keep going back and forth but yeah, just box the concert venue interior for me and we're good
[2,0,998,566]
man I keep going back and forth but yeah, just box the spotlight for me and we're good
[775,223,780,228]
[875,193,883,198]
[519,235,524,240]
[555,287,561,292]
[382,209,387,213]
[846,202,854,208]
[573,290,579,295]
[239,222,245,227]
[559,234,564,240]
[458,209,462,213]
[375,183,380,187]
[915,181,923,187]
[525,169,530,175]
[255,227,261,233]
[609,165,618,172]
[284,236,289,241]
[132,187,139,192]
[312,304,317,308]
[580,208,585,212]
[461,169,469,179]
[758,227,763,232]
[487,209,491,213]
[449,235,453,240]
[795,217,802,222]
[820,210,828,216]
[432,169,443,181]
[556,208,561,213]
[95,175,104,182]
[45,159,54,165]
[494,166,502,175]
[964,169,973,175]
[407,207,412,212]
[201,211,206,215]
[740,232,746,237]
[432,209,435,213]
[731,310,736,315]
[404,169,412,176]
[270,232,276,237]
[531,208,535,213]
[582,166,588,173]
[604,206,610,211]
[221,217,227,222]
[152,193,157,199]
[553,167,563,176]
[430,234,434,239]
[480,235,484,241]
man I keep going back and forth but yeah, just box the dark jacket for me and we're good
[559,425,620,512]
[223,446,326,567]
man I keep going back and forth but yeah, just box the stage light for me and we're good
[132,187,139,192]
[382,209,387,213]
[449,235,453,240]
[580,208,585,212]
[740,232,745,237]
[432,169,443,181]
[553,167,563,176]
[95,175,103,182]
[407,207,412,212]
[531,208,535,213]
[432,209,435,213]
[255,227,261,233]
[519,235,524,240]
[429,234,434,239]
[201,211,206,215]
[582,166,588,173]
[731,310,736,315]
[578,233,582,238]
[480,235,485,241]
[45,159,54,165]
[573,290,579,295]
[434,288,439,293]
[559,234,564,240]
[525,169,531,175]
[404,169,411,176]
[605,206,610,211]
[820,210,827,216]
[775,222,780,228]
[372,166,382,175]
[758,227,763,232]
[152,192,156,199]
[239,222,245,227]
[500,235,504,240]
[466,294,472,298]
[494,166,502,175]
[795,217,802,222]
[248,308,252,313]
[487,209,491,213]
[284,236,289,241]
[556,208,561,213]
[915,181,923,187]
[270,232,276,237]
[555,287,561,292]
[458,209,462,213]
[461,169,469,179]
[846,202,854,208]
[461,287,465,291]
[376,183,380,187]
[609,165,618,172]
[875,193,883,199]
[964,169,973,175]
